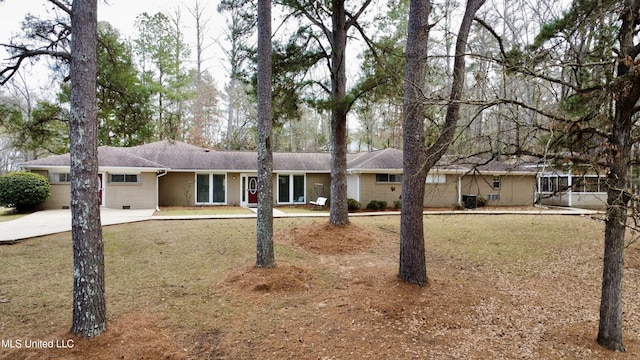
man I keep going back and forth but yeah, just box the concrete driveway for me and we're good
[0,208,155,243]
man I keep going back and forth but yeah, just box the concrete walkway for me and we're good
[0,208,155,244]
[0,206,602,244]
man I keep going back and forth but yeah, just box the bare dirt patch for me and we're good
[222,263,313,293]
[5,311,186,360]
[279,221,376,254]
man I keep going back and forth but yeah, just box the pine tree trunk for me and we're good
[329,0,349,226]
[597,126,631,352]
[399,0,430,286]
[226,77,236,150]
[598,180,628,352]
[597,3,640,350]
[399,0,484,285]
[256,0,274,268]
[69,0,107,337]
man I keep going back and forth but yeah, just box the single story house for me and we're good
[21,140,540,210]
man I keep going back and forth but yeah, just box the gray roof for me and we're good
[21,146,166,169]
[21,140,538,175]
[347,148,403,171]
[127,140,257,171]
[439,155,540,174]
[127,140,333,171]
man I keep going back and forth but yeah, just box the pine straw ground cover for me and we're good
[1,214,640,359]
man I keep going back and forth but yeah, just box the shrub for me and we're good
[366,200,387,211]
[476,196,488,208]
[0,172,51,213]
[347,198,360,211]
[393,200,401,210]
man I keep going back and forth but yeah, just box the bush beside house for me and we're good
[0,172,51,213]
[347,198,360,212]
[366,200,387,210]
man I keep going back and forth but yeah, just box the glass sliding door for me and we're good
[293,175,305,203]
[277,174,306,204]
[196,173,226,204]
[212,174,225,203]
[197,174,209,203]
[278,175,290,203]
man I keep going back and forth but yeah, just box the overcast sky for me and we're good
[0,0,230,90]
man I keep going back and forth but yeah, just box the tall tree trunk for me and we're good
[227,76,236,149]
[69,0,106,337]
[399,0,484,285]
[399,0,431,285]
[598,163,630,352]
[256,0,274,268]
[329,0,349,226]
[597,2,640,350]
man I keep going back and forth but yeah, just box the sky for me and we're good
[0,0,230,90]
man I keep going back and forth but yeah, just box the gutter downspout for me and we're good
[567,173,573,207]
[156,169,168,211]
[457,175,462,207]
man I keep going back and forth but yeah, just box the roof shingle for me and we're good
[21,140,538,175]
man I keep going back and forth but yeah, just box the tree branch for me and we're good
[48,0,72,15]
[0,46,71,85]
[345,0,372,29]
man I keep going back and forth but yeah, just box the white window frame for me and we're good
[277,173,306,204]
[195,173,227,205]
[109,173,140,184]
[376,173,402,183]
[492,176,501,189]
[49,172,71,183]
[426,173,446,184]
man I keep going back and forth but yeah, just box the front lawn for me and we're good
[1,214,638,359]
[154,206,254,216]
[277,204,330,213]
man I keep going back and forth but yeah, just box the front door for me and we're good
[247,176,258,204]
[98,173,104,206]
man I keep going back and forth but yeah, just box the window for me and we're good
[278,174,305,203]
[572,176,602,192]
[540,177,549,192]
[550,177,558,192]
[540,176,558,192]
[585,176,600,192]
[571,177,584,192]
[558,176,569,191]
[539,175,602,193]
[426,173,446,183]
[49,173,71,183]
[492,176,501,189]
[488,194,500,201]
[110,174,139,183]
[376,174,402,183]
[196,173,226,204]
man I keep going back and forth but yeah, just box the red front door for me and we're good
[98,173,103,206]
[247,176,258,204]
